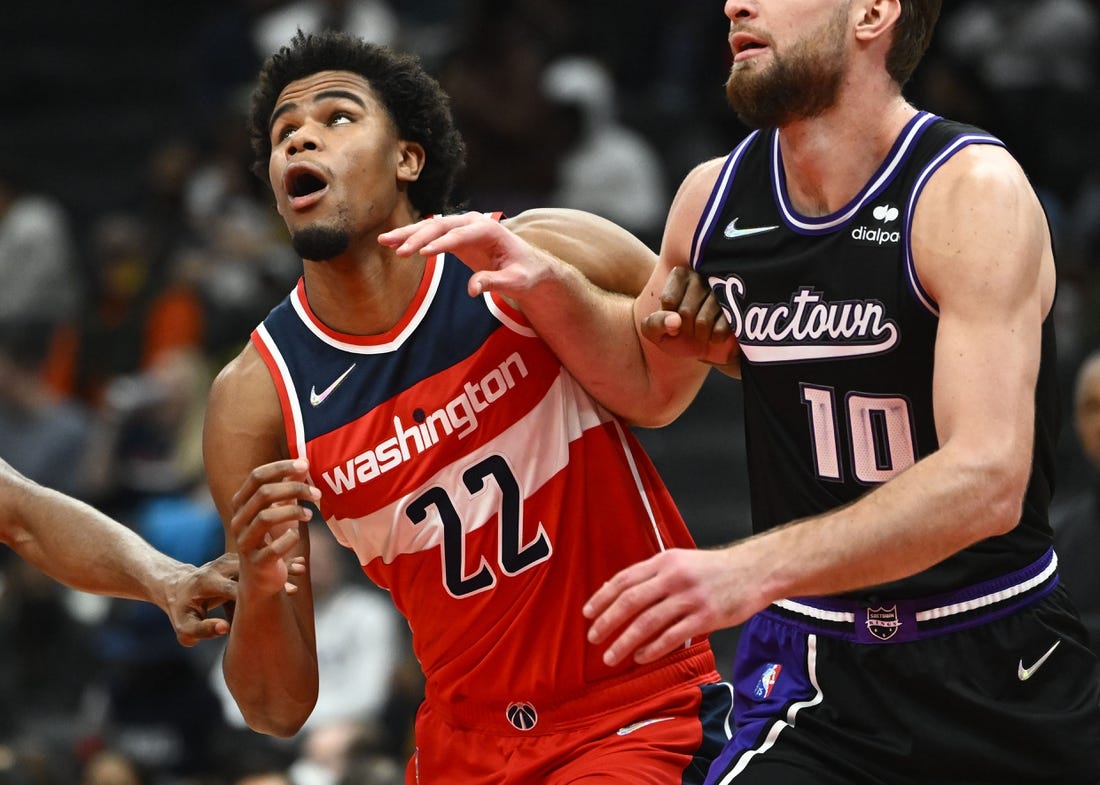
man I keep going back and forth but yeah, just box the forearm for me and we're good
[744,444,1023,606]
[512,259,708,425]
[382,213,711,424]
[0,465,187,609]
[222,585,319,736]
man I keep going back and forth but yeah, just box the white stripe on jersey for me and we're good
[326,367,618,566]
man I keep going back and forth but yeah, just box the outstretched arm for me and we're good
[380,189,735,425]
[0,458,237,646]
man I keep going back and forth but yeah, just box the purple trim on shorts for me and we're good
[763,548,1058,644]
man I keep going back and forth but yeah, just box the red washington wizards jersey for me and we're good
[251,243,710,712]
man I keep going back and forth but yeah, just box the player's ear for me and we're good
[397,141,425,184]
[854,0,900,43]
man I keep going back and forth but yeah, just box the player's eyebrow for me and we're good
[269,89,369,132]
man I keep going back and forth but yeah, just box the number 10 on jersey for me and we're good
[802,384,916,484]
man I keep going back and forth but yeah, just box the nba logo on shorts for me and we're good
[506,701,538,731]
[754,663,782,699]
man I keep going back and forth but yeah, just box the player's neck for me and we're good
[776,94,916,217]
[301,242,428,337]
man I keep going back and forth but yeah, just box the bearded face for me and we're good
[726,4,851,128]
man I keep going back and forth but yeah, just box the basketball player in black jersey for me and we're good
[382,0,1100,782]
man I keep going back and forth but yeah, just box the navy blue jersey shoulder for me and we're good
[696,113,1060,595]
[259,256,501,442]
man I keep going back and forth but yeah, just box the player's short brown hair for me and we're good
[886,0,942,86]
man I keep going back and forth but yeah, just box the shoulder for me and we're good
[912,143,1040,258]
[661,157,728,266]
[205,342,285,454]
[672,157,728,208]
[203,342,289,515]
[912,142,1052,304]
[209,341,274,405]
[920,142,1034,206]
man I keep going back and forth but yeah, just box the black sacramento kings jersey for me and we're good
[693,111,1060,598]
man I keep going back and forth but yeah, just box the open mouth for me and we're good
[731,32,769,58]
[287,169,328,198]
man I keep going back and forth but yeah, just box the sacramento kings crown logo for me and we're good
[865,606,902,641]
[506,701,538,731]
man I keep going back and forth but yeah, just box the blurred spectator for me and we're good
[334,755,401,785]
[251,0,399,57]
[0,155,82,332]
[287,720,367,785]
[288,716,402,785]
[1051,349,1100,656]
[436,2,564,215]
[542,55,669,243]
[0,740,66,785]
[180,104,300,362]
[71,212,204,410]
[78,749,146,785]
[75,350,226,783]
[85,349,214,501]
[333,731,402,785]
[0,553,101,747]
[0,323,94,500]
[237,774,293,785]
[938,0,1098,208]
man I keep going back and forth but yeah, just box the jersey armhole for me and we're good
[250,326,306,460]
[904,134,1006,318]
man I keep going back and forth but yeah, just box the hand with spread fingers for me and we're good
[381,212,560,300]
[227,458,319,599]
[583,546,761,667]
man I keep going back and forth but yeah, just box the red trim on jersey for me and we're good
[487,290,527,326]
[292,253,442,347]
[250,331,302,460]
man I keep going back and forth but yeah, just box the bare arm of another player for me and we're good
[381,192,735,425]
[501,208,656,296]
[505,207,734,366]
[203,344,322,736]
[584,144,1053,665]
[0,458,237,646]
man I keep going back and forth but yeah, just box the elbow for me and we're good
[225,672,317,739]
[242,711,310,739]
[984,485,1027,539]
[622,409,680,429]
[614,385,694,429]
[235,693,315,738]
[974,459,1030,540]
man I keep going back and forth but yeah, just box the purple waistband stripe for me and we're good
[764,548,1059,644]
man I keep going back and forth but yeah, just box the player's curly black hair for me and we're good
[248,29,466,215]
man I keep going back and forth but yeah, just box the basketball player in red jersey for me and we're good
[204,31,732,784]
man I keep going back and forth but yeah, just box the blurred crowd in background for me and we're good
[1,1,1099,783]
